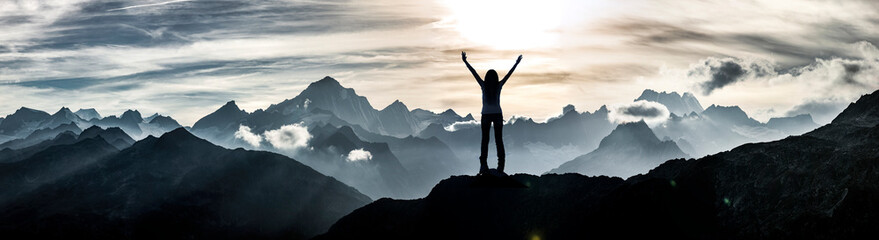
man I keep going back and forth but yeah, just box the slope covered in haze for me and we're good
[548,120,689,177]
[317,89,879,239]
[188,77,474,199]
[0,128,371,239]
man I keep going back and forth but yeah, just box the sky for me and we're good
[1,0,878,125]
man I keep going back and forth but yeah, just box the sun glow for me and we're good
[441,0,563,50]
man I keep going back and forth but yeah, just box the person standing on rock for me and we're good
[462,51,522,174]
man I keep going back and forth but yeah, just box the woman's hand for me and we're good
[462,51,468,62]
[516,54,522,63]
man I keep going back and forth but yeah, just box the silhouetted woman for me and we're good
[462,52,522,174]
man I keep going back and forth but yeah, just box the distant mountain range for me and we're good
[316,89,879,239]
[188,77,473,199]
[0,107,182,141]
[635,89,704,116]
[0,75,872,239]
[0,77,826,200]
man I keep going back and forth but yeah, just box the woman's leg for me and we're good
[479,115,490,173]
[493,115,505,172]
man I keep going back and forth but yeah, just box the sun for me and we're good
[441,0,563,50]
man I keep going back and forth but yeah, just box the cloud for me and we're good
[233,125,261,147]
[444,120,479,132]
[2,0,879,127]
[264,123,312,151]
[689,57,776,95]
[346,148,372,162]
[107,0,193,12]
[608,100,670,125]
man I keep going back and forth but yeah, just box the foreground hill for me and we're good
[0,128,371,239]
[317,89,879,239]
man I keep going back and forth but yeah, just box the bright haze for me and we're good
[1,0,878,125]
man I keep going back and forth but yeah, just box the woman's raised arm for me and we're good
[500,55,522,85]
[463,51,483,86]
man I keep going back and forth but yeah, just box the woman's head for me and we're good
[485,69,499,85]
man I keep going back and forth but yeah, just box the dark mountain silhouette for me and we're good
[147,114,183,132]
[0,128,371,239]
[0,107,51,137]
[317,89,879,240]
[316,174,626,240]
[191,100,248,134]
[0,131,78,164]
[0,122,81,151]
[78,125,136,150]
[635,89,704,116]
[74,108,101,120]
[831,90,879,126]
[549,120,689,177]
[0,136,119,207]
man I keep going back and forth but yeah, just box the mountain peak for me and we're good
[294,76,357,102]
[54,107,73,114]
[14,107,46,115]
[831,89,879,127]
[75,108,101,120]
[0,107,52,135]
[82,125,102,133]
[149,115,182,129]
[702,104,760,126]
[50,107,79,120]
[598,120,660,148]
[120,109,143,122]
[636,89,703,116]
[440,109,460,117]
[319,76,339,83]
[309,76,344,89]
[158,127,201,143]
[382,100,408,112]
[221,100,240,110]
[191,100,249,131]
[563,104,576,114]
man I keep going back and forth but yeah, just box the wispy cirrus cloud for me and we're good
[0,0,877,126]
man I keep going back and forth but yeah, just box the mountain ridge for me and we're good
[317,89,879,240]
[549,120,689,177]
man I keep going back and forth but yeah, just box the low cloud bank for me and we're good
[233,123,313,151]
[608,100,670,125]
[346,148,373,162]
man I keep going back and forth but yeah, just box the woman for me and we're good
[462,51,522,174]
